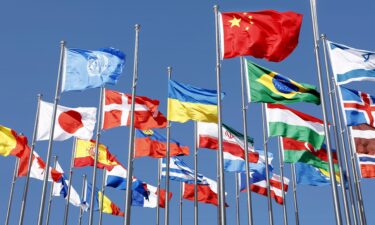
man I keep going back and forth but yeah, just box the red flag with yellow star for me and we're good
[220,10,303,62]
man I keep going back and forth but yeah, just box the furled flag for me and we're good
[135,129,189,158]
[37,101,96,141]
[281,137,339,172]
[295,162,341,186]
[245,59,320,105]
[86,183,124,216]
[351,124,375,178]
[327,40,375,85]
[73,139,119,171]
[168,80,224,123]
[132,183,172,208]
[102,89,167,130]
[61,48,125,92]
[161,157,207,184]
[0,125,27,157]
[266,103,325,149]
[219,10,303,61]
[198,122,259,172]
[339,86,375,127]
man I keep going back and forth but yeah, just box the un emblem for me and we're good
[87,53,109,77]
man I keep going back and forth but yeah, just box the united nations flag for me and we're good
[245,59,320,105]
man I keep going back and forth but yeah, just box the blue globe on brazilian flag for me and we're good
[245,59,320,105]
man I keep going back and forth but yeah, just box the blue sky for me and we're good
[1,1,374,225]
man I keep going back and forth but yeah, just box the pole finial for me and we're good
[213,5,219,11]
[135,24,141,30]
[320,33,326,40]
[167,66,172,79]
[60,40,65,46]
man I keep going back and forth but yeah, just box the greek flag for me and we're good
[161,157,207,184]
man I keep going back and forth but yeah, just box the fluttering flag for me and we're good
[161,157,207,184]
[37,101,96,141]
[339,86,375,127]
[198,122,259,172]
[86,183,124,216]
[102,89,167,130]
[135,129,189,158]
[219,10,303,61]
[351,124,375,178]
[245,59,320,105]
[74,139,119,171]
[327,41,375,85]
[295,162,340,186]
[0,125,27,157]
[266,103,325,149]
[132,183,172,208]
[168,80,224,123]
[62,48,125,92]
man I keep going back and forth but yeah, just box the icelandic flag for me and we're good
[327,41,375,85]
[62,48,126,92]
[161,157,207,184]
[339,86,375,127]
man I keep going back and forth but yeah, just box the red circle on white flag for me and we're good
[58,110,84,134]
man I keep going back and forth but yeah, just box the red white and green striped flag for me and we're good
[266,103,325,149]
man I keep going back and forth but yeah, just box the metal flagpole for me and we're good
[308,1,342,224]
[45,156,58,225]
[213,5,227,225]
[63,138,78,225]
[261,103,274,225]
[194,122,198,225]
[37,40,65,225]
[240,56,254,225]
[290,164,300,225]
[124,24,141,225]
[277,138,288,225]
[99,170,107,225]
[320,34,354,225]
[88,86,105,225]
[78,174,87,225]
[18,94,42,225]
[179,182,183,225]
[164,66,172,225]
[4,157,19,225]
[235,174,240,225]
[156,158,161,225]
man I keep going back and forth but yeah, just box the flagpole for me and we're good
[235,174,240,225]
[18,94,42,225]
[290,164,299,225]
[261,103,274,225]
[99,170,107,225]
[240,56,254,225]
[88,86,105,225]
[156,158,161,225]
[320,33,353,225]
[179,182,183,225]
[124,24,141,225]
[164,66,172,225]
[63,138,78,225]
[277,138,288,225]
[194,121,198,225]
[4,157,19,225]
[78,174,87,225]
[213,5,227,225]
[37,40,65,225]
[45,156,58,225]
[308,1,342,224]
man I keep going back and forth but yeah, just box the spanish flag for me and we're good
[0,125,26,157]
[74,139,119,171]
[168,80,223,123]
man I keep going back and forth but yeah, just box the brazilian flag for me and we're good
[245,59,320,105]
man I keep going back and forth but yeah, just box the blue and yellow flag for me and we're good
[168,80,223,123]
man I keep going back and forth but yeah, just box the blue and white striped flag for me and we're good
[161,157,207,184]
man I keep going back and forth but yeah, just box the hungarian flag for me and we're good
[198,122,259,172]
[266,104,325,149]
[245,59,320,105]
[102,89,167,130]
[0,125,27,157]
[220,10,303,61]
[37,101,97,141]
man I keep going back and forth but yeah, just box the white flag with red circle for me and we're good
[36,101,97,141]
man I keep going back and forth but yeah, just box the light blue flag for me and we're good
[61,48,125,92]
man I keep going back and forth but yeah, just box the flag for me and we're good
[37,101,96,141]
[219,10,303,61]
[281,137,339,172]
[198,122,259,172]
[86,183,124,216]
[295,162,338,186]
[132,183,172,208]
[135,129,189,158]
[161,157,206,184]
[245,59,320,105]
[327,41,375,85]
[339,86,375,127]
[102,89,167,130]
[168,80,224,123]
[266,103,325,149]
[74,139,119,171]
[351,124,375,178]
[61,48,125,92]
[0,125,27,157]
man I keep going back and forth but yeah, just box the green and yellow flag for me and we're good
[245,59,320,105]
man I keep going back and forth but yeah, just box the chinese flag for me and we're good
[220,10,303,62]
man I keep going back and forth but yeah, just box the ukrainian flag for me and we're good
[168,80,222,123]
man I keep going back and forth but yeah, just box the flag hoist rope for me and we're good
[78,174,87,225]
[277,138,288,225]
[290,164,300,225]
[45,156,58,225]
[5,157,19,225]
